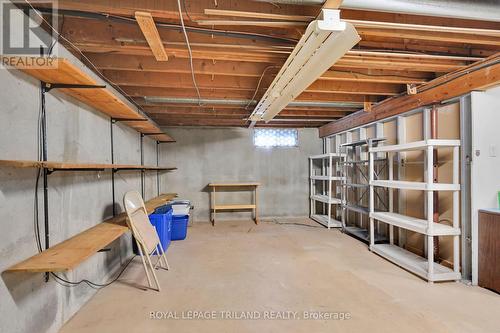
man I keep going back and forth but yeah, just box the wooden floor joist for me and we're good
[319,54,500,137]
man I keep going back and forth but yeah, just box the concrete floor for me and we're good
[60,219,500,333]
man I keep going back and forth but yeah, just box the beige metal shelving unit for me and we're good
[309,153,345,228]
[369,139,461,282]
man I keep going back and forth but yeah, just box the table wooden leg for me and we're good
[254,186,258,224]
[211,187,216,226]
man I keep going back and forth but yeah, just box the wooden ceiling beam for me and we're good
[319,53,500,137]
[154,118,324,127]
[203,9,314,22]
[358,39,497,58]
[136,102,359,112]
[357,28,500,46]
[121,86,380,103]
[335,57,465,72]
[59,16,293,47]
[347,19,500,38]
[48,0,320,22]
[340,9,500,30]
[75,41,467,70]
[87,54,432,83]
[142,106,349,117]
[101,71,403,95]
[86,54,278,77]
[73,43,285,63]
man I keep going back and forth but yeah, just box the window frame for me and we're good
[253,128,299,148]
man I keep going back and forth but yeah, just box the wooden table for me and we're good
[208,183,260,225]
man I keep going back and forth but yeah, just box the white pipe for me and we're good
[255,0,500,22]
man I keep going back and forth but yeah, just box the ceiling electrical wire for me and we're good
[22,0,150,114]
[245,65,281,111]
[181,0,196,23]
[176,0,202,106]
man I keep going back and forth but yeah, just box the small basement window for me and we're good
[253,128,298,148]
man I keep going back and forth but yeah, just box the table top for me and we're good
[479,208,500,216]
[209,182,260,187]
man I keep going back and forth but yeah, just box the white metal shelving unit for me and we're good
[368,139,461,282]
[340,138,388,243]
[309,153,345,228]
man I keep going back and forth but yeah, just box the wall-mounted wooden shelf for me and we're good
[11,57,174,142]
[5,193,177,273]
[0,159,176,172]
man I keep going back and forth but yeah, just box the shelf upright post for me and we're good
[38,81,106,282]
[310,157,314,218]
[426,144,435,281]
[110,118,116,217]
[327,155,332,228]
[40,83,50,282]
[156,141,160,197]
[453,145,460,278]
[388,151,394,245]
[369,147,375,249]
[140,133,145,198]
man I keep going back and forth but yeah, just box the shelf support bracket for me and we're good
[42,82,106,92]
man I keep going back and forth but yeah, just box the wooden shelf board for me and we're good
[213,204,256,210]
[5,193,177,273]
[209,183,260,187]
[0,159,176,171]
[12,57,173,142]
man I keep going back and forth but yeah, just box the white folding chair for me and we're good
[123,190,170,291]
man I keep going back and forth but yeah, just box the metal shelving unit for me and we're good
[368,139,461,282]
[309,153,345,228]
[340,138,388,243]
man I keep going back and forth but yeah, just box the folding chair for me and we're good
[123,190,170,291]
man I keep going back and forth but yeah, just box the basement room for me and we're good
[0,0,499,332]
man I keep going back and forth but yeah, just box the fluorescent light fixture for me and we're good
[249,9,361,123]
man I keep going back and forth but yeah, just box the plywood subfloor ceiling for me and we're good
[28,0,500,128]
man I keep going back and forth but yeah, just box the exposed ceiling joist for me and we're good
[319,53,500,137]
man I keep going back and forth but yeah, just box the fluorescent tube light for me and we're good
[249,9,360,123]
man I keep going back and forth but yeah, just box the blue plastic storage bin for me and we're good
[133,205,172,255]
[149,207,172,253]
[171,215,189,240]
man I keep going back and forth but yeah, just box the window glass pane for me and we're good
[253,129,298,148]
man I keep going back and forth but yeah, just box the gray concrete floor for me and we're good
[60,218,500,333]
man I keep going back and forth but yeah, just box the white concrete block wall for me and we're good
[0,7,159,333]
[159,127,322,222]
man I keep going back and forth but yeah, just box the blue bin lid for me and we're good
[154,204,172,214]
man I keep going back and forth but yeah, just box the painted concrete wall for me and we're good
[160,127,322,222]
[470,85,500,285]
[0,8,160,333]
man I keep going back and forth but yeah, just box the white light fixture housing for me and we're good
[249,9,361,123]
